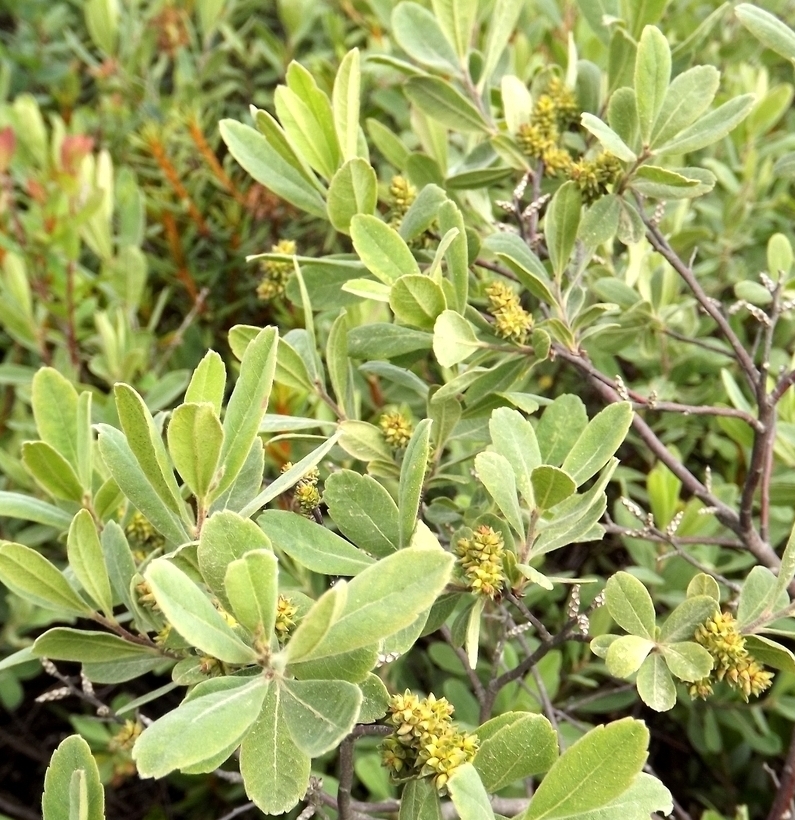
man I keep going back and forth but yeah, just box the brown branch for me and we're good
[767,721,795,820]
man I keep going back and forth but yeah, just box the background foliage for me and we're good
[2,1,795,819]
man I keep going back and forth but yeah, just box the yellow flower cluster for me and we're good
[485,281,532,344]
[275,594,298,641]
[690,611,773,701]
[568,153,623,204]
[380,411,414,450]
[256,239,297,301]
[456,525,506,598]
[389,175,417,227]
[282,461,321,517]
[125,510,165,560]
[515,77,578,176]
[380,690,478,792]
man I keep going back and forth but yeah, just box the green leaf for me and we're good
[431,0,477,61]
[185,350,226,416]
[224,549,278,638]
[219,119,326,219]
[114,384,187,517]
[328,159,378,234]
[404,77,492,134]
[774,518,795,603]
[523,718,650,820]
[67,509,113,617]
[133,678,267,777]
[399,418,432,547]
[367,118,411,169]
[21,441,84,502]
[745,635,795,674]
[240,684,311,815]
[569,773,672,819]
[660,642,713,681]
[737,565,781,628]
[475,451,525,539]
[579,195,621,247]
[438,200,469,311]
[481,0,524,86]
[327,310,352,416]
[736,4,795,63]
[391,2,460,73]
[351,214,421,285]
[215,326,278,499]
[474,712,558,791]
[580,115,636,162]
[198,510,273,609]
[42,735,104,820]
[275,62,341,180]
[400,779,443,820]
[289,644,379,683]
[531,466,576,511]
[359,673,391,723]
[654,94,756,155]
[167,402,224,502]
[545,182,582,278]
[31,367,78,468]
[76,391,93,491]
[275,336,315,392]
[605,572,656,639]
[576,0,620,44]
[33,628,161,664]
[97,425,191,546]
[324,470,400,557]
[634,26,670,144]
[609,27,638,92]
[144,558,257,663]
[561,401,633,485]
[433,310,482,367]
[390,274,447,330]
[649,65,719,148]
[0,542,92,616]
[606,635,655,678]
[286,545,454,663]
[488,407,540,505]
[660,595,718,642]
[281,678,362,756]
[636,654,676,712]
[686,573,721,601]
[349,323,433,358]
[630,166,715,198]
[333,49,361,162]
[259,510,375,575]
[448,763,495,820]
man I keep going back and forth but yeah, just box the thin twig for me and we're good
[216,803,256,820]
[766,722,795,820]
[440,624,486,703]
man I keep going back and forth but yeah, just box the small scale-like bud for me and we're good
[257,239,297,301]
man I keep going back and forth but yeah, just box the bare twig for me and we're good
[766,722,795,820]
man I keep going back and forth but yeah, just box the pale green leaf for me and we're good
[579,195,621,247]
[76,391,92,491]
[133,678,267,777]
[660,641,713,681]
[523,718,650,820]
[145,558,257,663]
[531,466,576,510]
[545,181,582,278]
[400,779,442,820]
[224,549,278,638]
[433,310,481,367]
[185,350,226,416]
[605,635,655,678]
[0,542,92,616]
[33,628,161,664]
[31,367,78,468]
[649,65,719,148]
[579,114,636,162]
[561,401,633,485]
[324,470,400,557]
[636,654,676,712]
[215,326,278,499]
[475,451,525,539]
[219,119,326,218]
[281,678,362,756]
[198,509,272,609]
[21,441,84,502]
[634,26,671,144]
[736,4,795,63]
[390,274,447,330]
[328,158,378,234]
[447,763,495,820]
[391,2,460,73]
[660,595,718,642]
[686,573,721,601]
[42,735,104,820]
[240,685,311,815]
[259,510,375,575]
[404,77,492,134]
[67,508,113,617]
[564,773,672,820]
[474,712,558,791]
[351,214,421,284]
[431,0,477,61]
[655,94,756,155]
[399,418,432,547]
[168,402,223,501]
[482,0,524,86]
[605,571,656,639]
[333,49,362,162]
